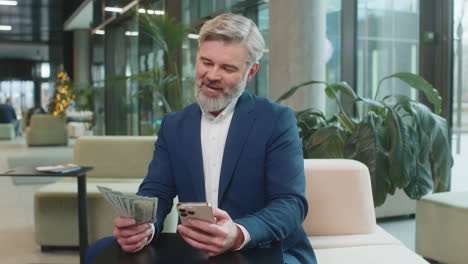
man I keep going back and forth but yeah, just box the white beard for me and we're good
[195,73,248,113]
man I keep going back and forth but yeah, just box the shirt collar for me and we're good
[201,95,239,122]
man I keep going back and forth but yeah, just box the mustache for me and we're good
[198,80,222,90]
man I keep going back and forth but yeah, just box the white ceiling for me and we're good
[64,0,93,31]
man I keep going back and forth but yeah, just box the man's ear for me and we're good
[246,63,259,82]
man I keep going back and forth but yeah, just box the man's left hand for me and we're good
[177,207,244,256]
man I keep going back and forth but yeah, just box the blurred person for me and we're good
[0,98,19,135]
[26,102,46,126]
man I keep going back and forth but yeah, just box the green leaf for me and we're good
[334,113,357,133]
[294,108,328,140]
[296,108,327,124]
[325,82,358,100]
[403,121,433,198]
[380,72,442,114]
[303,126,348,158]
[139,14,168,53]
[384,107,413,188]
[355,97,385,110]
[275,81,326,103]
[344,113,390,207]
[411,103,452,193]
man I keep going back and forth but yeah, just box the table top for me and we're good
[0,166,93,177]
[92,233,284,264]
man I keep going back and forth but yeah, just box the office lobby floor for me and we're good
[0,134,466,263]
[0,137,78,264]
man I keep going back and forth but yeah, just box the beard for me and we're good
[194,73,248,113]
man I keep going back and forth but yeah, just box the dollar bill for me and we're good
[97,186,158,225]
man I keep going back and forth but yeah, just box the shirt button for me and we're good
[211,163,216,167]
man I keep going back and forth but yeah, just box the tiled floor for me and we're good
[0,133,466,264]
[0,137,78,264]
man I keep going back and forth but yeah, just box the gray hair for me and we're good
[198,13,265,64]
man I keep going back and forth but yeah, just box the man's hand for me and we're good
[177,208,244,256]
[113,217,153,253]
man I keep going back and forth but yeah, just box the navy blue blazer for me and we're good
[138,91,316,264]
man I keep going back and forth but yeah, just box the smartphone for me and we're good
[177,202,216,225]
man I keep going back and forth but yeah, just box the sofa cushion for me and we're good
[310,226,401,249]
[316,245,429,264]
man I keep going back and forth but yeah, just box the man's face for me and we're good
[194,39,258,113]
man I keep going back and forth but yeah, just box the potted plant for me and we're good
[276,72,453,206]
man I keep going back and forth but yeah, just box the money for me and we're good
[97,186,158,225]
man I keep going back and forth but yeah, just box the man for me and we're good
[0,98,16,123]
[0,98,18,126]
[108,14,316,264]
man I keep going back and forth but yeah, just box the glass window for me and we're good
[452,0,468,190]
[357,0,419,100]
[0,80,34,115]
[326,0,341,84]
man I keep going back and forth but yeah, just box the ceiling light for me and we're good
[0,1,17,6]
[0,25,12,31]
[125,31,138,36]
[95,30,105,35]
[104,7,123,13]
[41,63,50,78]
[139,9,164,15]
[188,34,199,39]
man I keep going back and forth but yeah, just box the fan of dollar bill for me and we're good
[97,186,158,225]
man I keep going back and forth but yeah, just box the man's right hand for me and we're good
[113,217,153,253]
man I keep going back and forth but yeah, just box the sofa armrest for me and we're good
[303,159,376,236]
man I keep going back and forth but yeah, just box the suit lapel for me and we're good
[218,92,256,205]
[182,104,206,202]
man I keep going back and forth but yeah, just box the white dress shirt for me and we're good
[200,97,251,249]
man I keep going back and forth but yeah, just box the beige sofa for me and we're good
[35,137,427,262]
[34,136,178,247]
[26,115,68,146]
[305,159,428,263]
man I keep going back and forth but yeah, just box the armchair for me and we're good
[25,115,68,146]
